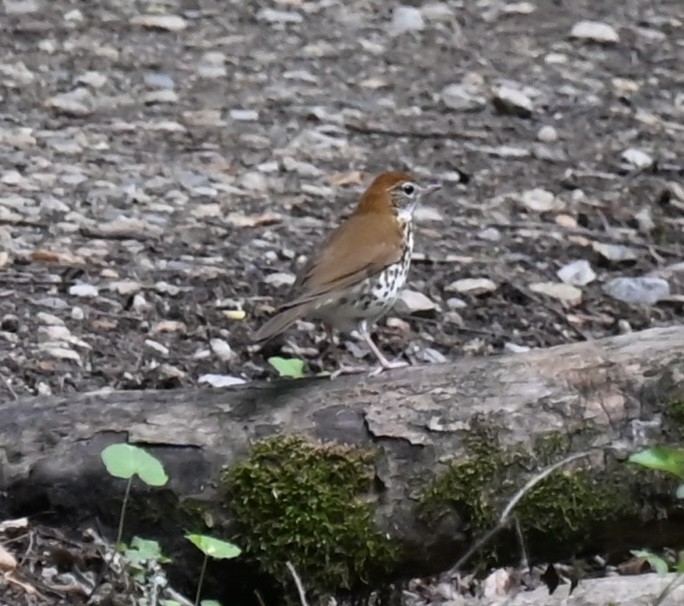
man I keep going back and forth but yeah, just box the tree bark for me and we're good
[1,325,684,575]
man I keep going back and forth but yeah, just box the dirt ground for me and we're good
[0,0,682,396]
[0,0,683,603]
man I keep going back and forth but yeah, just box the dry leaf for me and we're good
[0,544,17,572]
[30,250,84,265]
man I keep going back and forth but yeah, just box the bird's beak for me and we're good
[424,180,443,195]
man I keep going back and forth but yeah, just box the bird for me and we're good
[254,170,442,376]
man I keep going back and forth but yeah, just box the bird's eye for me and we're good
[401,183,416,196]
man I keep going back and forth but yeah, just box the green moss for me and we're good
[419,430,636,562]
[668,397,684,429]
[224,436,399,593]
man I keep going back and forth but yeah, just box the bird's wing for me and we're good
[281,213,403,310]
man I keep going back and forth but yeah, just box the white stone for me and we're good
[603,277,670,305]
[529,282,582,305]
[390,6,425,34]
[557,260,596,286]
[198,374,246,387]
[570,20,619,43]
[264,272,296,288]
[519,188,563,212]
[210,338,234,362]
[622,147,654,169]
[130,14,187,31]
[394,290,438,314]
[446,278,498,294]
[68,283,99,298]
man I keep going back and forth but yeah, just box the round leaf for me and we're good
[186,534,241,560]
[267,357,305,378]
[101,444,168,486]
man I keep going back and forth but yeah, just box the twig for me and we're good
[344,120,489,141]
[444,450,593,578]
[653,573,684,606]
[286,561,309,606]
[78,227,157,242]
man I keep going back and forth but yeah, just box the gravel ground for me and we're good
[1,0,683,603]
[1,0,683,397]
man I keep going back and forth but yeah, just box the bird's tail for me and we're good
[253,304,308,343]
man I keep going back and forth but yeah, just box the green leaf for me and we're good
[268,357,305,378]
[186,534,241,560]
[200,601,222,606]
[125,536,171,564]
[161,601,182,606]
[101,444,169,486]
[628,446,684,479]
[631,549,669,575]
[677,552,684,573]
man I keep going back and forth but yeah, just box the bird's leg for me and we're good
[359,320,408,376]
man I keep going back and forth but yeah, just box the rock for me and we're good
[634,207,655,233]
[143,89,178,104]
[144,73,175,89]
[108,280,144,295]
[482,567,513,598]
[418,347,448,364]
[230,109,259,122]
[557,260,596,286]
[537,125,559,142]
[570,20,619,43]
[420,2,455,21]
[198,51,227,78]
[622,147,654,169]
[492,86,533,117]
[130,14,187,31]
[40,345,81,364]
[529,282,583,305]
[77,71,107,88]
[518,188,563,212]
[603,277,670,305]
[592,242,639,262]
[446,297,467,309]
[68,283,99,298]
[390,6,425,34]
[3,0,40,14]
[256,9,303,24]
[441,83,487,112]
[210,338,234,362]
[394,290,439,314]
[144,339,169,356]
[45,88,93,116]
[477,227,502,241]
[71,307,85,321]
[504,342,531,353]
[239,171,268,192]
[264,272,296,288]
[198,374,246,387]
[446,278,498,295]
[36,312,64,326]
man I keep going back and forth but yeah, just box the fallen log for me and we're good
[1,326,684,590]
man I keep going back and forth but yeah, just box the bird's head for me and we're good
[356,171,442,220]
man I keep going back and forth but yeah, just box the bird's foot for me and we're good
[368,359,409,377]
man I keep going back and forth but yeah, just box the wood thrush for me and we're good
[254,171,442,375]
